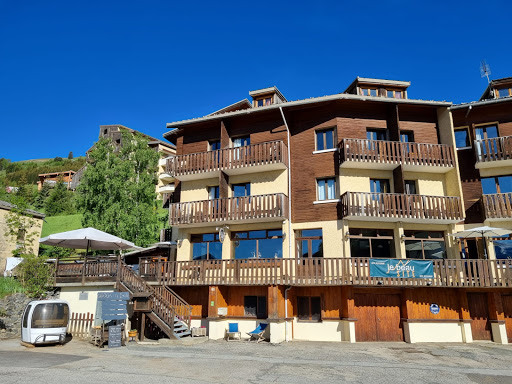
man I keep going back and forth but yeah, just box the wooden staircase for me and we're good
[118,262,192,339]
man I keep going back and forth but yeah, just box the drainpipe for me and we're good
[464,105,472,118]
[284,286,292,342]
[280,106,293,343]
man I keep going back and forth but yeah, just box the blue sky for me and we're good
[0,0,510,161]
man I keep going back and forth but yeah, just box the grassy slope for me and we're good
[41,214,83,238]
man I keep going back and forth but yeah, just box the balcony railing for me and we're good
[55,258,512,288]
[482,193,512,220]
[166,140,288,179]
[169,193,289,226]
[340,192,464,222]
[475,136,512,163]
[339,139,455,169]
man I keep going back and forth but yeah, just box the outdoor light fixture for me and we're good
[400,234,406,242]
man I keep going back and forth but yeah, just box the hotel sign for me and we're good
[369,259,434,279]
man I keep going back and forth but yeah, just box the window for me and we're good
[191,233,222,260]
[498,88,511,98]
[295,229,323,259]
[348,228,395,258]
[404,180,417,195]
[475,124,498,141]
[361,88,377,97]
[387,90,403,99]
[316,178,336,200]
[233,229,283,259]
[257,97,272,107]
[315,128,335,151]
[454,128,470,149]
[209,140,221,151]
[233,136,250,147]
[244,296,267,318]
[297,296,321,321]
[208,186,219,199]
[366,129,388,141]
[370,179,391,194]
[493,239,512,259]
[400,131,414,143]
[404,231,446,260]
[481,175,512,195]
[232,183,250,197]
[22,305,32,328]
[31,303,69,328]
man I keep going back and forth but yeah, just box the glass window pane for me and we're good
[257,296,267,318]
[249,230,266,239]
[316,131,324,151]
[350,238,371,258]
[268,230,283,238]
[369,89,377,96]
[499,89,510,98]
[244,296,257,317]
[300,240,309,258]
[325,129,334,149]
[300,229,322,238]
[297,297,309,320]
[31,303,69,328]
[493,240,512,259]
[327,178,335,199]
[394,92,402,99]
[310,297,321,321]
[259,238,282,258]
[423,241,446,259]
[193,243,208,260]
[498,176,512,193]
[234,239,257,259]
[454,130,470,148]
[372,239,392,258]
[233,232,247,239]
[208,242,222,260]
[481,178,498,194]
[203,233,214,241]
[405,240,423,259]
[486,125,498,138]
[387,90,394,98]
[317,180,326,200]
[311,239,323,258]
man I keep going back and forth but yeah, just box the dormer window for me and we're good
[387,90,403,99]
[257,97,273,107]
[361,88,378,97]
[498,88,511,98]
[249,86,287,107]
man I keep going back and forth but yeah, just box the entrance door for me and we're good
[502,295,512,343]
[467,293,492,341]
[354,293,403,342]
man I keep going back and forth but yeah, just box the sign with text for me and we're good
[108,325,122,348]
[369,259,434,279]
[98,292,129,321]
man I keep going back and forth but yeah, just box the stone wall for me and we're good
[0,293,32,339]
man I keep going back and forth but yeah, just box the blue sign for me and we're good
[430,303,440,315]
[98,292,129,321]
[369,259,434,279]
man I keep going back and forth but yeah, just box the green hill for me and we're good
[41,213,83,238]
[0,157,86,185]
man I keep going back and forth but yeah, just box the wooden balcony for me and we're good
[55,257,512,288]
[482,193,512,221]
[340,192,464,223]
[475,136,512,168]
[169,193,289,227]
[339,138,455,173]
[166,140,288,181]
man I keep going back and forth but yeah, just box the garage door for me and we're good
[354,293,403,342]
[502,295,512,343]
[467,293,492,341]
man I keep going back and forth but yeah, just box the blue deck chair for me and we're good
[247,323,268,343]
[226,323,241,341]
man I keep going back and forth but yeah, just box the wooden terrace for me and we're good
[340,192,464,223]
[339,138,455,172]
[166,140,288,181]
[482,193,512,220]
[169,193,289,227]
[475,136,512,167]
[54,257,512,289]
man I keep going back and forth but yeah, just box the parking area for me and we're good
[1,338,512,384]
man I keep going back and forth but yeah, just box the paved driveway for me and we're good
[1,338,512,383]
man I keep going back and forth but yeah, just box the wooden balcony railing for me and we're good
[482,193,512,220]
[339,138,455,168]
[169,193,288,226]
[55,258,512,288]
[166,140,288,178]
[475,136,512,163]
[340,192,464,222]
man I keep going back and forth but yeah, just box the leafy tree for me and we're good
[34,182,51,210]
[44,178,75,216]
[16,254,53,298]
[54,156,63,162]
[76,132,160,247]
[3,195,39,256]
[68,151,73,160]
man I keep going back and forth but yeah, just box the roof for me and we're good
[479,77,512,100]
[38,170,76,177]
[164,91,451,135]
[208,99,252,116]
[249,86,287,102]
[0,200,45,219]
[450,96,512,110]
[344,77,411,94]
[103,124,176,150]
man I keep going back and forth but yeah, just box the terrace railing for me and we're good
[482,193,512,220]
[475,136,512,163]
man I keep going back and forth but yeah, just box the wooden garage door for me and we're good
[502,295,512,343]
[354,293,403,342]
[467,293,492,341]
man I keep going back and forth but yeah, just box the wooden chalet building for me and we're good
[54,78,512,344]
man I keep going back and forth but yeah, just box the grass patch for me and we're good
[0,277,25,299]
[41,213,83,238]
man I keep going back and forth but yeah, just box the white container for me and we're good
[21,299,69,345]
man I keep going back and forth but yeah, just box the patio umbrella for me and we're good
[39,227,139,255]
[450,226,512,259]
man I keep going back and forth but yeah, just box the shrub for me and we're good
[16,254,53,298]
[0,277,26,299]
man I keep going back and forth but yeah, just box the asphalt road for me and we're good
[1,338,512,384]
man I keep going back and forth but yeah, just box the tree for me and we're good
[68,151,73,160]
[44,178,75,216]
[16,254,53,298]
[3,195,39,256]
[76,132,160,247]
[34,182,51,210]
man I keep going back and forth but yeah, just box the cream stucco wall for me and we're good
[207,319,269,340]
[339,169,394,194]
[229,170,287,196]
[0,208,44,273]
[404,172,446,196]
[180,178,218,202]
[404,322,465,343]
[58,285,115,325]
[292,320,346,342]
[291,220,341,258]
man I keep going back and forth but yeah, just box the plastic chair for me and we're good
[226,322,241,341]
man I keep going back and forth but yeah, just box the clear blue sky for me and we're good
[1,0,510,161]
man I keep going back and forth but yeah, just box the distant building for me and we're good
[37,170,76,191]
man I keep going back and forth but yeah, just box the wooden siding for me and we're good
[340,192,463,222]
[169,193,288,226]
[467,292,492,340]
[354,293,403,342]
